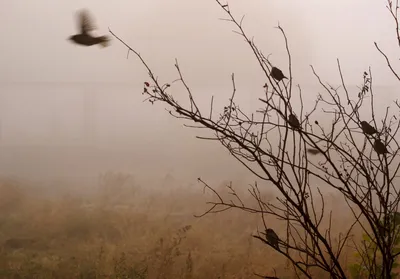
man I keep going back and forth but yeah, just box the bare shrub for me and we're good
[108,0,400,277]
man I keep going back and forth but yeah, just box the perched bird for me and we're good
[266,228,280,251]
[307,148,321,155]
[373,139,389,155]
[270,67,287,82]
[360,121,378,135]
[288,114,301,130]
[68,9,110,47]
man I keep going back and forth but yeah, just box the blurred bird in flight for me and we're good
[68,9,110,48]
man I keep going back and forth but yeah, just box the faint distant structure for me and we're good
[83,87,96,146]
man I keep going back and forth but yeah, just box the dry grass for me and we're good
[0,172,363,278]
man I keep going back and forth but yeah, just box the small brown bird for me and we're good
[373,139,389,155]
[266,228,280,251]
[270,67,287,82]
[68,9,110,47]
[288,114,301,129]
[360,121,378,135]
[307,148,321,155]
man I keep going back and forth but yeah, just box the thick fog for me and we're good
[0,0,398,187]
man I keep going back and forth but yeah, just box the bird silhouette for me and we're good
[373,139,389,155]
[266,228,280,251]
[307,148,321,155]
[360,121,378,135]
[68,9,110,47]
[270,67,287,82]
[288,114,301,129]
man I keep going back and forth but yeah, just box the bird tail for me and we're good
[98,36,111,47]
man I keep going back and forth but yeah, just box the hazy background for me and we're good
[0,0,399,188]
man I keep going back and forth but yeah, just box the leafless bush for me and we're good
[110,1,400,278]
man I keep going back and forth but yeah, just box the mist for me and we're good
[0,0,398,186]
[0,1,399,277]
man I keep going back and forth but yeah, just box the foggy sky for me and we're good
[1,0,397,85]
[0,0,399,184]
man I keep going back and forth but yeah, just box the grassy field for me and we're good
[0,172,361,278]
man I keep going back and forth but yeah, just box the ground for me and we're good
[0,173,358,278]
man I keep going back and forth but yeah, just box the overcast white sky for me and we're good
[0,0,398,85]
[0,0,399,183]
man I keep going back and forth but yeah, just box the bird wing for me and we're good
[267,229,279,241]
[77,9,97,34]
[271,230,279,240]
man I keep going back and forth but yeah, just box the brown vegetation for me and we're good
[106,0,400,277]
[0,174,358,278]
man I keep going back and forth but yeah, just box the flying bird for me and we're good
[270,67,287,82]
[373,139,389,155]
[360,121,378,135]
[68,9,110,47]
[288,114,301,130]
[266,228,280,251]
